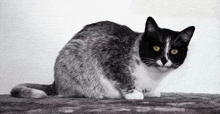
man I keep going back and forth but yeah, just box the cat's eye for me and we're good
[171,49,178,54]
[153,46,160,51]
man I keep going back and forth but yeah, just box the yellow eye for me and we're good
[153,46,160,51]
[171,49,178,54]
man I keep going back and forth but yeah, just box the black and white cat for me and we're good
[11,17,195,99]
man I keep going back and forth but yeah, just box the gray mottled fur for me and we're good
[54,21,141,98]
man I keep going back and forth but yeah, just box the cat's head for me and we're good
[139,17,195,71]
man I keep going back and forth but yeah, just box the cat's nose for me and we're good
[161,57,167,65]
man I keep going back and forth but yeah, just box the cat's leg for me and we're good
[143,89,161,97]
[117,80,144,100]
[110,72,144,99]
[114,77,144,100]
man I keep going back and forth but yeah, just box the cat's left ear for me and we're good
[145,17,160,33]
[179,26,195,43]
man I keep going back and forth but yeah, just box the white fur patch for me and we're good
[132,61,172,97]
[125,90,144,100]
[31,89,47,98]
[164,38,170,60]
[156,59,172,68]
[165,60,172,67]
[156,60,163,66]
[164,38,173,67]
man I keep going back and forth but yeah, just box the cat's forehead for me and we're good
[161,29,179,37]
[146,28,180,45]
[158,29,179,42]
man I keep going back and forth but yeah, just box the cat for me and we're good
[10,17,195,99]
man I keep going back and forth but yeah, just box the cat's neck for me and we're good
[134,61,172,81]
[132,61,173,92]
[146,64,173,80]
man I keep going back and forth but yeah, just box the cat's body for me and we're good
[11,17,195,99]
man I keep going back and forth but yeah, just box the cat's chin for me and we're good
[156,67,172,72]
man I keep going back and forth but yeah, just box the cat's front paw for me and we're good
[125,90,144,100]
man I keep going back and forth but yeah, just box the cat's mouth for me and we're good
[156,66,172,72]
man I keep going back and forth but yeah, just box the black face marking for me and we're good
[139,17,195,69]
[161,57,167,65]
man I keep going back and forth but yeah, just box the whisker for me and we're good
[141,60,154,63]
[141,61,157,66]
[140,57,154,59]
[141,58,155,61]
[171,63,181,68]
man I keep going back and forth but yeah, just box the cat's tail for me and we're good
[10,82,57,98]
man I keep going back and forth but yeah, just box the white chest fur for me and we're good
[132,62,172,92]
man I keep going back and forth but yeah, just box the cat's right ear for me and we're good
[145,17,160,33]
[179,26,195,43]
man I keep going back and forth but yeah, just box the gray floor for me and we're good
[0,93,220,114]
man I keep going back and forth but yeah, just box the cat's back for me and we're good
[60,21,140,57]
[73,21,139,42]
[55,21,140,72]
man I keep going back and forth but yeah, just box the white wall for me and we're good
[0,0,219,94]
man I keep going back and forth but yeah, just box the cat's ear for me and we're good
[179,26,195,43]
[145,17,160,33]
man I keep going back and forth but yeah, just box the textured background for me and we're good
[0,0,220,94]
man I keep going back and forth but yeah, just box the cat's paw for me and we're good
[125,90,144,100]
